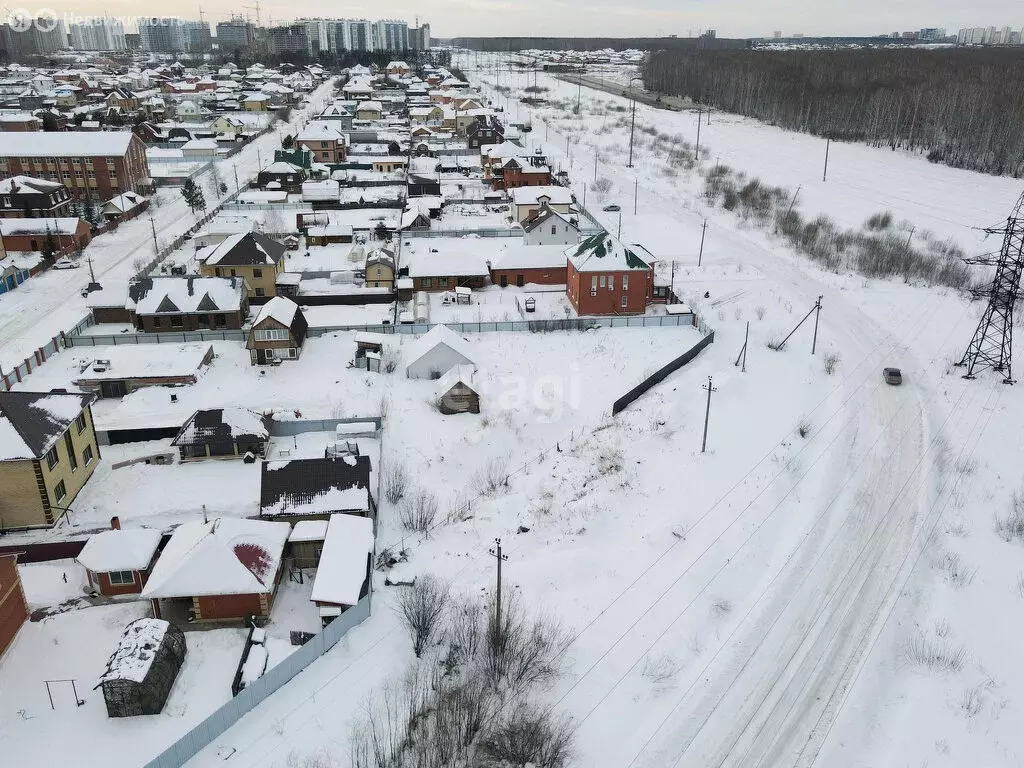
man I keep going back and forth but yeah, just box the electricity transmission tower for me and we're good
[957,190,1024,383]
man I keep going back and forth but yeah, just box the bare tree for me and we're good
[590,176,613,202]
[395,575,450,658]
[381,460,409,505]
[479,704,575,768]
[398,489,439,534]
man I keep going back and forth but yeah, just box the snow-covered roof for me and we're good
[134,276,245,315]
[310,514,374,607]
[181,138,218,151]
[0,391,93,461]
[171,407,268,448]
[102,192,146,214]
[141,518,290,599]
[253,296,300,329]
[199,232,285,267]
[355,100,383,112]
[567,232,652,272]
[0,131,135,157]
[405,325,475,372]
[436,364,478,396]
[492,243,569,271]
[297,122,345,142]
[97,618,171,684]
[403,239,490,279]
[288,520,328,543]
[259,455,372,517]
[78,528,162,573]
[0,175,63,194]
[74,343,212,382]
[0,217,82,236]
[511,186,574,206]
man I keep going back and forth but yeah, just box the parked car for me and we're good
[603,204,621,212]
[52,258,80,270]
[883,367,903,385]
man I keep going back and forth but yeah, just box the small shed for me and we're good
[310,514,374,625]
[288,520,328,569]
[436,365,481,415]
[354,332,387,372]
[96,618,186,718]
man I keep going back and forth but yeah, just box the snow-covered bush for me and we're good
[382,460,410,505]
[903,631,966,673]
[399,489,439,534]
[395,575,449,658]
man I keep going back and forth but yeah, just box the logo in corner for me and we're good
[7,9,33,33]
[34,8,60,32]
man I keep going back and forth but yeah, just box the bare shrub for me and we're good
[597,444,624,474]
[590,176,613,201]
[382,460,410,505]
[796,419,811,438]
[864,211,894,231]
[903,631,967,673]
[823,353,840,375]
[473,456,511,497]
[399,489,439,534]
[395,575,450,657]
[641,653,680,685]
[710,598,733,618]
[483,593,568,692]
[960,684,986,719]
[381,347,400,374]
[447,494,474,524]
[285,748,338,768]
[755,305,767,320]
[954,456,978,475]
[377,393,391,420]
[766,336,785,351]
[994,491,1024,542]
[937,551,977,589]
[1016,571,1024,597]
[479,704,574,768]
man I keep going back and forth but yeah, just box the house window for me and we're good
[229,269,237,277]
[83,445,93,465]
[75,413,87,434]
[54,479,67,502]
[45,445,59,469]
[214,268,222,277]
[419,278,432,288]
[216,314,226,327]
[599,276,606,287]
[152,317,162,328]
[65,432,77,472]
[591,276,598,291]
[622,275,629,290]
[608,275,615,290]
[287,348,297,359]
[170,316,183,328]
[255,287,266,297]
[252,268,263,278]
[621,295,628,309]
[438,277,449,288]
[551,225,556,235]
[108,570,135,585]
[255,328,290,342]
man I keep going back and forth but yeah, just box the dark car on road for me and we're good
[883,367,903,385]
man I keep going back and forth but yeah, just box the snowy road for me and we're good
[0,78,336,373]
[471,62,974,768]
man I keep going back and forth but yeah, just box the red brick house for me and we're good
[143,518,290,623]
[0,131,151,199]
[566,233,654,316]
[490,243,567,287]
[490,157,551,191]
[295,122,347,164]
[0,552,28,658]
[77,518,162,597]
[0,217,91,256]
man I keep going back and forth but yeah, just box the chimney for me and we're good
[110,515,121,530]
[187,277,195,296]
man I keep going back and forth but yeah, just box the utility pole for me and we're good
[822,137,831,182]
[148,210,158,255]
[784,185,801,222]
[698,219,707,266]
[594,146,598,181]
[233,164,240,193]
[86,256,95,284]
[626,76,641,168]
[695,106,702,161]
[701,376,717,453]
[634,178,638,215]
[742,321,749,372]
[576,73,581,113]
[617,209,622,239]
[904,226,916,251]
[811,295,823,354]
[488,538,508,640]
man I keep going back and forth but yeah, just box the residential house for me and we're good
[77,520,162,597]
[175,99,202,121]
[466,118,504,149]
[259,455,375,522]
[310,514,374,625]
[492,157,551,191]
[436,365,481,414]
[566,232,655,316]
[0,217,91,255]
[511,186,575,223]
[105,87,139,112]
[246,296,308,365]
[132,121,165,145]
[489,243,568,287]
[364,248,394,288]
[405,240,489,292]
[256,161,307,192]
[0,553,28,657]
[385,61,411,76]
[355,100,383,121]
[181,139,219,159]
[0,176,72,218]
[209,115,248,137]
[296,122,347,164]
[0,391,100,528]
[405,325,476,380]
[133,276,248,333]
[409,105,444,128]
[101,192,148,223]
[0,113,41,132]
[171,408,270,461]
[143,518,291,623]
[0,131,151,198]
[74,343,214,399]
[241,93,268,111]
[521,202,580,246]
[373,157,408,174]
[198,231,286,300]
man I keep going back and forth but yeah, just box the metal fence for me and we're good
[612,328,715,415]
[268,416,382,438]
[143,596,371,768]
[0,333,66,392]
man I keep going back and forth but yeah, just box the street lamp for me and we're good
[626,76,643,169]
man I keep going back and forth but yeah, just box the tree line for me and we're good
[642,48,1024,177]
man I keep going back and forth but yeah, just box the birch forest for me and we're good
[642,48,1024,177]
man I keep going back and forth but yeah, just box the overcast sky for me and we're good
[46,0,1023,38]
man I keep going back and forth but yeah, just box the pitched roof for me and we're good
[0,131,135,157]
[200,231,285,267]
[141,518,290,598]
[0,175,64,194]
[77,528,162,572]
[133,276,246,315]
[510,185,573,206]
[404,325,475,372]
[253,296,302,330]
[171,408,269,449]
[260,456,373,517]
[521,204,578,234]
[567,232,652,272]
[0,391,93,461]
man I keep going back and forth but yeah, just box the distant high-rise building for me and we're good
[139,17,210,52]
[772,30,782,39]
[70,18,126,50]
[125,33,140,50]
[267,24,309,55]
[296,19,331,55]
[181,20,212,52]
[373,19,408,51]
[216,18,255,52]
[918,27,946,41]
[338,19,373,52]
